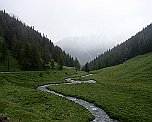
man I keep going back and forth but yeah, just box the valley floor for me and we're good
[0,53,152,122]
[0,69,93,122]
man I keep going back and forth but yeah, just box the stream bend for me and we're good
[37,74,118,122]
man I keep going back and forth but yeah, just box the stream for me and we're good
[37,74,118,122]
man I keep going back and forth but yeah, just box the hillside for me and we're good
[48,52,152,122]
[85,23,152,71]
[0,10,80,71]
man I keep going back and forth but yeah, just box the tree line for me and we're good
[0,10,80,71]
[83,23,152,71]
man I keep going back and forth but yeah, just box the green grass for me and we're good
[0,68,93,122]
[48,52,152,122]
[70,75,90,81]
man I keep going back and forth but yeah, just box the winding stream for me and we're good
[37,74,118,122]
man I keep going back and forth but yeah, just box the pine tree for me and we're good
[50,58,55,70]
[0,37,8,62]
[58,53,64,70]
[84,62,89,72]
[74,58,81,71]
[21,44,40,70]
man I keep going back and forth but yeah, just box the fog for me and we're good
[56,35,116,65]
[1,0,152,43]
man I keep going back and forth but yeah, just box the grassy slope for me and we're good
[48,52,152,122]
[0,69,93,122]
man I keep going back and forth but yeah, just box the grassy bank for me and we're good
[0,68,93,122]
[48,52,152,122]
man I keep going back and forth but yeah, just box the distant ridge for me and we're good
[56,36,115,65]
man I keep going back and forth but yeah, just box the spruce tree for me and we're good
[74,58,81,71]
[84,62,89,72]
[58,53,64,70]
[50,58,55,70]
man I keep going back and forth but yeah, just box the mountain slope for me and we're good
[85,23,152,71]
[0,10,79,71]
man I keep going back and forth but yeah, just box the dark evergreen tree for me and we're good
[74,58,81,71]
[58,53,64,70]
[20,44,41,70]
[83,62,89,72]
[50,58,55,70]
[0,37,8,62]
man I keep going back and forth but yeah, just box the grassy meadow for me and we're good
[0,68,93,122]
[48,52,152,122]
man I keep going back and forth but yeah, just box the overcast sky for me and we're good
[0,0,152,43]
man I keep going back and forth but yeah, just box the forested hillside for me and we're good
[84,23,152,71]
[0,10,80,71]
